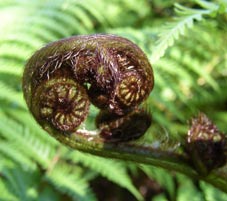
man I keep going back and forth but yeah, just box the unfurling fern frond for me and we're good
[1,0,227,200]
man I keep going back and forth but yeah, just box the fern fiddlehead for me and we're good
[22,34,227,193]
[186,113,227,175]
[23,34,154,142]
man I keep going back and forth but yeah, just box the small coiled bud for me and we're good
[186,113,227,175]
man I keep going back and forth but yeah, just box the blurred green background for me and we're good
[0,0,227,200]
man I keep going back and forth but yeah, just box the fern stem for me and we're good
[51,129,227,194]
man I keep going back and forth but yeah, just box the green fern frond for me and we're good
[169,48,219,90]
[141,165,176,201]
[0,164,40,201]
[0,176,17,201]
[3,31,50,45]
[76,0,109,28]
[0,59,23,75]
[4,108,58,146]
[190,81,227,109]
[0,72,21,90]
[0,114,54,167]
[195,0,227,13]
[37,186,61,201]
[176,175,204,201]
[0,43,32,62]
[200,181,227,201]
[0,142,35,169]
[151,4,214,63]
[36,8,88,31]
[65,5,94,31]
[67,151,143,200]
[0,81,25,108]
[46,163,97,201]
[107,27,155,54]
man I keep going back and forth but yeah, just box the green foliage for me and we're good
[200,182,227,201]
[66,151,143,200]
[0,0,227,200]
[45,163,96,201]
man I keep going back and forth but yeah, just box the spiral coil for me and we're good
[23,34,154,141]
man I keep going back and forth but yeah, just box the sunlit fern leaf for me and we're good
[149,73,186,121]
[0,72,21,91]
[155,59,194,87]
[0,82,25,108]
[0,161,18,201]
[107,27,156,55]
[36,8,88,32]
[0,68,25,108]
[1,27,58,45]
[0,142,35,169]
[102,0,150,27]
[0,114,54,167]
[0,44,32,63]
[76,0,109,28]
[46,163,97,201]
[150,3,215,63]
[0,59,23,75]
[63,5,94,31]
[0,182,16,201]
[29,18,75,38]
[155,71,187,104]
[0,35,43,51]
[194,0,222,11]
[213,111,227,131]
[0,163,41,201]
[0,6,28,32]
[189,81,227,115]
[120,0,150,17]
[0,0,93,43]
[200,181,227,201]
[5,108,58,146]
[177,53,219,90]
[141,165,176,201]
[176,175,204,201]
[66,151,143,201]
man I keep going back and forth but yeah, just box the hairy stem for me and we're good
[50,127,227,193]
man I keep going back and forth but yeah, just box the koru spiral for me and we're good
[23,34,154,142]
